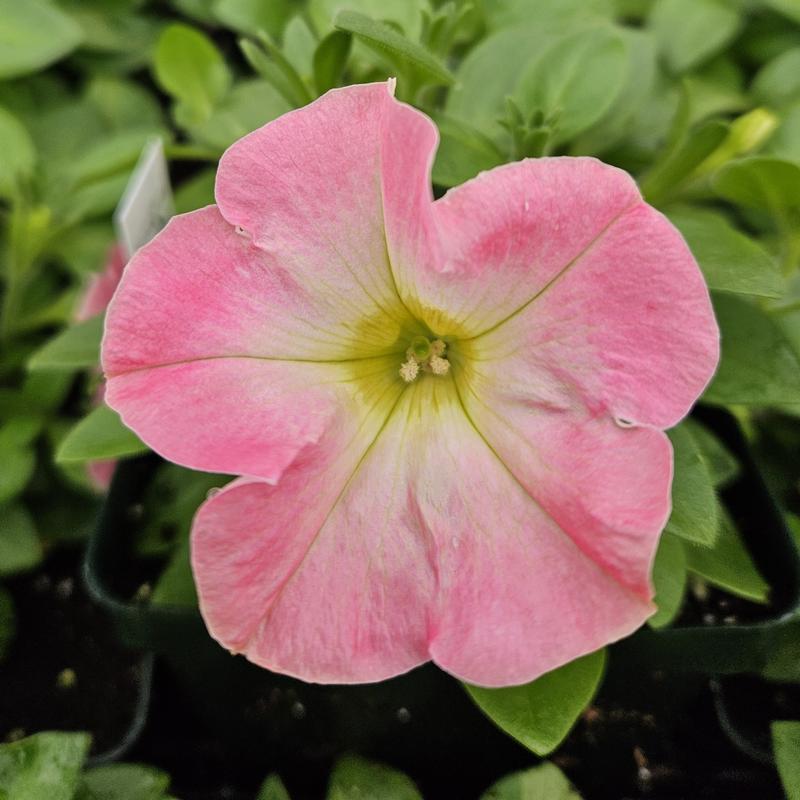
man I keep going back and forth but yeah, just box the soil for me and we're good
[0,544,795,800]
[0,548,145,757]
[124,658,791,800]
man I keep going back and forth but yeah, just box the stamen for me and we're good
[399,359,420,383]
[399,338,449,382]
[429,354,450,375]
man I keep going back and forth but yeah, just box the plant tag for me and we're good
[114,138,174,259]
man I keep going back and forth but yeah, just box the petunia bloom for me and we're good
[102,81,719,687]
[78,243,126,491]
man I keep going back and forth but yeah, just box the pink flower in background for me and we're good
[102,82,719,687]
[77,244,126,323]
[78,244,126,491]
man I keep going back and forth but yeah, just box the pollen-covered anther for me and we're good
[399,337,449,382]
[429,354,450,375]
[399,359,420,383]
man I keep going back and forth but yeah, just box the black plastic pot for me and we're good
[616,408,800,681]
[83,409,800,772]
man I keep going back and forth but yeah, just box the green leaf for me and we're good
[138,465,226,558]
[0,445,35,505]
[649,0,741,74]
[283,17,317,81]
[514,26,628,146]
[772,721,800,800]
[765,102,800,164]
[571,28,658,156]
[334,10,454,87]
[764,0,800,25]
[0,731,91,800]
[703,293,800,405]
[85,77,165,133]
[309,0,429,40]
[187,79,291,151]
[640,119,729,204]
[174,168,216,214]
[28,314,104,371]
[0,105,36,197]
[49,223,114,277]
[327,755,422,800]
[0,505,42,578]
[667,207,783,299]
[649,532,687,629]
[665,423,719,547]
[483,0,613,31]
[687,56,748,122]
[684,505,769,603]
[0,586,16,662]
[239,39,312,109]
[430,111,504,188]
[56,404,148,463]
[213,0,295,39]
[465,649,606,756]
[77,764,171,800]
[446,25,547,138]
[21,370,74,414]
[753,47,800,108]
[0,417,43,450]
[313,31,352,95]
[151,536,197,607]
[154,24,231,125]
[683,419,739,488]
[62,5,161,56]
[713,156,800,212]
[480,762,582,800]
[66,129,162,188]
[0,0,83,79]
[257,774,291,800]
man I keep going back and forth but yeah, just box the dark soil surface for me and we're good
[0,542,795,800]
[0,548,145,756]
[126,659,789,800]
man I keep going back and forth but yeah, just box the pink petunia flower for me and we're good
[101,82,719,687]
[77,244,126,491]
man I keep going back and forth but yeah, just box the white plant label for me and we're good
[114,138,174,259]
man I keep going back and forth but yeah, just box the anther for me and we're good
[399,338,449,383]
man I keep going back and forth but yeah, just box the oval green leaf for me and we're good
[154,23,231,124]
[704,292,800,405]
[480,762,582,800]
[465,649,606,756]
[28,314,104,372]
[0,0,82,79]
[56,404,148,463]
[514,25,628,146]
[334,10,453,87]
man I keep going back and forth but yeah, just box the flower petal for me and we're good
[191,384,433,683]
[406,158,643,336]
[457,195,719,428]
[103,205,406,369]
[451,364,672,600]
[215,80,439,338]
[192,377,653,686]
[77,244,125,322]
[106,357,395,480]
[102,205,402,479]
